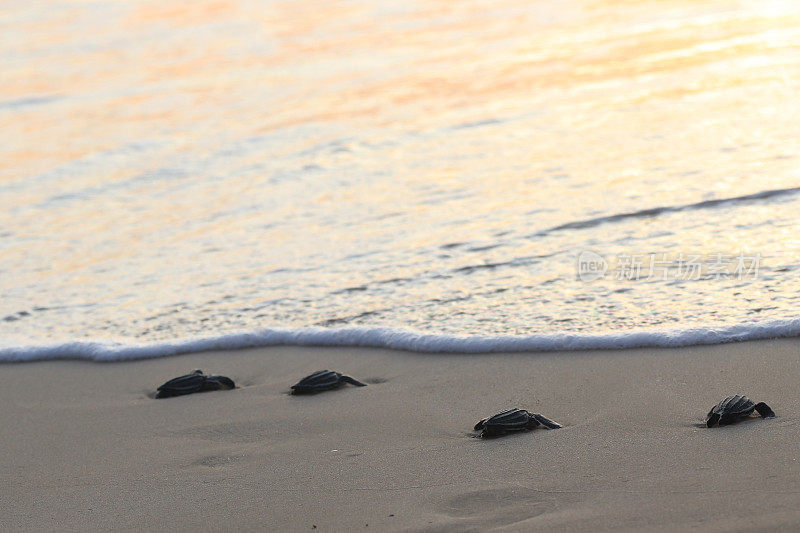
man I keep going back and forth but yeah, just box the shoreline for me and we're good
[3,338,800,531]
[6,319,800,363]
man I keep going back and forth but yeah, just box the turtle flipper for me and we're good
[474,419,487,431]
[530,413,562,429]
[753,402,775,419]
[203,375,236,391]
[340,375,367,387]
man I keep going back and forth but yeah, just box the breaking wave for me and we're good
[2,319,799,362]
[538,186,800,235]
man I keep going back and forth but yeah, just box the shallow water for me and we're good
[2,0,800,355]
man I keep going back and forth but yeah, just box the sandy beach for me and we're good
[3,339,799,531]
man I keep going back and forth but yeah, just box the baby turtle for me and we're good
[705,395,775,427]
[474,408,561,438]
[155,370,235,399]
[290,370,366,395]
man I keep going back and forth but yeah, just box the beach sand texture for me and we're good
[3,339,799,531]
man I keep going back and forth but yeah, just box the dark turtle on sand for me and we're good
[705,395,775,427]
[474,408,561,438]
[155,370,235,399]
[290,370,366,395]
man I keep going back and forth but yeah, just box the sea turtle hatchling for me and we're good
[705,395,775,427]
[290,370,367,395]
[155,370,236,399]
[474,408,562,438]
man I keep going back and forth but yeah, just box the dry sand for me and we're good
[2,339,800,531]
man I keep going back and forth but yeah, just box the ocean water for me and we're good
[2,0,800,360]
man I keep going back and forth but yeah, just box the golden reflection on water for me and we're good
[4,0,798,173]
[2,0,800,338]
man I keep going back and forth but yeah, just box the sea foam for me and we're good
[1,320,799,362]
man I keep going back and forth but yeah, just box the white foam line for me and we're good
[2,319,800,362]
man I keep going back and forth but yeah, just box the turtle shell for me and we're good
[156,370,235,398]
[706,395,755,426]
[475,408,535,437]
[156,370,206,398]
[291,370,344,394]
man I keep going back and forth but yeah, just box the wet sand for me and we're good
[3,339,800,531]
